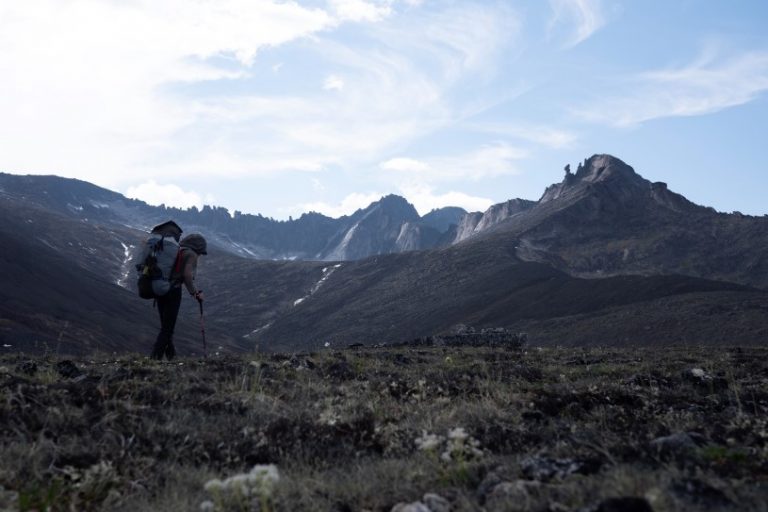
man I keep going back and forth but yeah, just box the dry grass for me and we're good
[1,345,767,511]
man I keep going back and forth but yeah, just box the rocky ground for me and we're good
[1,345,767,511]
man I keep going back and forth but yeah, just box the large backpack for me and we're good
[136,234,182,299]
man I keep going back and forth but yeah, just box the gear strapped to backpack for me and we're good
[136,234,183,299]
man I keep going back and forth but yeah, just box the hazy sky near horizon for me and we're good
[2,1,767,219]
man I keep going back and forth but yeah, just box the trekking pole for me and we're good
[198,297,208,358]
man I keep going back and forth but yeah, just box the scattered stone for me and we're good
[422,493,450,512]
[487,479,538,502]
[477,467,507,503]
[649,432,705,459]
[391,502,431,512]
[682,368,728,390]
[56,360,83,379]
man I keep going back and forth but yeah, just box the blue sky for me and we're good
[2,0,767,218]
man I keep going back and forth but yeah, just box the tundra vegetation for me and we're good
[1,345,766,511]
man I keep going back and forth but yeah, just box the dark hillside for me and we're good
[254,236,766,350]
[0,197,246,355]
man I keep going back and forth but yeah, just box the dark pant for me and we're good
[151,287,182,360]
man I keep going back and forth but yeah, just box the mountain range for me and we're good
[1,154,766,354]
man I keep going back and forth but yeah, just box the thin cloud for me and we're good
[170,2,521,177]
[466,122,578,149]
[575,51,768,127]
[548,0,605,48]
[0,1,335,187]
[380,142,528,183]
[329,0,392,23]
[0,1,521,190]
[323,74,346,91]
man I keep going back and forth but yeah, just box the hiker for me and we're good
[150,230,208,360]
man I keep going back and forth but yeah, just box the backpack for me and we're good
[136,234,182,299]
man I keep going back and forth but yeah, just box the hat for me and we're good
[180,233,208,255]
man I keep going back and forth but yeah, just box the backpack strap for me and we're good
[174,248,184,274]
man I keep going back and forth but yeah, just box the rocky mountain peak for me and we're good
[541,154,648,203]
[572,154,645,185]
[358,194,419,223]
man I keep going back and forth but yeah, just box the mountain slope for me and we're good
[250,236,767,351]
[3,154,768,354]
[461,155,768,288]
[0,195,249,355]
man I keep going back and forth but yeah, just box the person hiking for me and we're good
[150,231,208,360]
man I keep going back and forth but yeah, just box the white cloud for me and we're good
[323,74,346,91]
[126,180,208,209]
[548,0,605,48]
[397,184,494,215]
[299,192,385,218]
[467,122,578,149]
[575,51,768,127]
[178,3,521,174]
[380,157,430,172]
[0,1,522,197]
[0,1,334,186]
[329,0,391,22]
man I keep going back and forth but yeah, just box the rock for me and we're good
[484,480,542,510]
[649,432,705,459]
[488,480,533,501]
[56,360,82,379]
[422,493,450,512]
[391,502,431,512]
[682,368,728,390]
[477,467,506,503]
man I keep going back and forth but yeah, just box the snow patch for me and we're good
[36,237,58,251]
[244,323,272,338]
[117,242,135,287]
[229,241,258,258]
[291,264,343,308]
